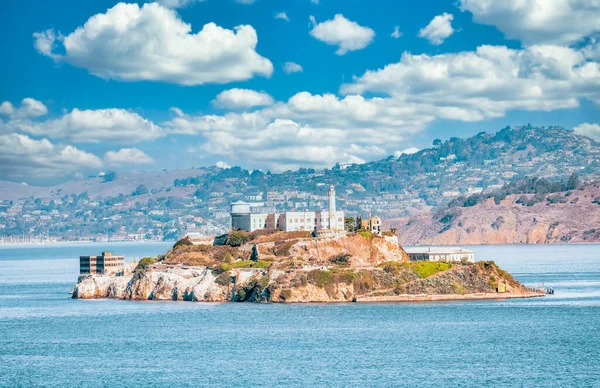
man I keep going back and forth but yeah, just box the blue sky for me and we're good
[1,0,599,185]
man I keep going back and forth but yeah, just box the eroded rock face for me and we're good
[287,234,408,266]
[74,267,232,302]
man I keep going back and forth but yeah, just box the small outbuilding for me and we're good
[405,247,475,263]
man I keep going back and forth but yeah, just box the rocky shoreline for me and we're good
[72,231,541,304]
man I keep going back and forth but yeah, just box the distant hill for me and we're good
[390,180,600,245]
[2,125,600,241]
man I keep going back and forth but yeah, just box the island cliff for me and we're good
[73,230,542,303]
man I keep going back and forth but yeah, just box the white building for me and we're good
[405,247,475,263]
[231,185,344,232]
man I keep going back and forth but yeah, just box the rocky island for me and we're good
[73,230,544,303]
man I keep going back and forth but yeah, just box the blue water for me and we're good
[1,243,599,387]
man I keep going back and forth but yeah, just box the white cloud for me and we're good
[418,13,455,45]
[3,107,163,144]
[573,123,600,141]
[215,161,231,169]
[394,147,419,157]
[164,92,433,171]
[391,25,402,39]
[236,0,256,3]
[459,0,600,46]
[0,98,48,118]
[0,102,14,116]
[32,30,58,59]
[212,89,274,109]
[104,148,155,166]
[309,14,375,55]
[34,2,273,86]
[342,44,600,120]
[0,134,102,180]
[283,62,303,74]
[275,12,289,21]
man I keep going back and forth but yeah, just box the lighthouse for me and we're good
[328,185,337,230]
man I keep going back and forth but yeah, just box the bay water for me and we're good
[1,243,599,387]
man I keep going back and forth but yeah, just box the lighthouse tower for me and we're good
[328,185,337,230]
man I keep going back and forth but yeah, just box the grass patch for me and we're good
[401,261,452,278]
[307,270,335,287]
[357,230,373,239]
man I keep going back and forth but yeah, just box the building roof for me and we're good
[405,247,475,254]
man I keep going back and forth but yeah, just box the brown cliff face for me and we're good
[72,231,536,303]
[391,184,600,245]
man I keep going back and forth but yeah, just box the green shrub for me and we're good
[173,237,193,250]
[133,257,155,280]
[330,253,352,266]
[215,272,232,286]
[357,230,372,239]
[226,231,248,247]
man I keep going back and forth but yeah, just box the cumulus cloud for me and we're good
[573,123,600,141]
[342,44,600,120]
[459,0,600,46]
[309,14,375,55]
[215,161,231,169]
[33,2,273,85]
[158,38,600,171]
[391,25,403,39]
[0,98,48,118]
[418,13,455,45]
[3,107,163,144]
[164,92,432,171]
[104,148,155,166]
[275,12,289,21]
[212,89,274,109]
[283,62,304,74]
[0,134,102,180]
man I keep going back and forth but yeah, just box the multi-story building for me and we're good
[79,252,125,275]
[231,185,344,232]
[361,216,382,234]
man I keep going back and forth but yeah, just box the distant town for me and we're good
[1,126,600,243]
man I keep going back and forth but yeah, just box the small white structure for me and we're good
[405,247,475,263]
[230,185,344,232]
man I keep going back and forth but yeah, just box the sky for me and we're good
[0,0,599,185]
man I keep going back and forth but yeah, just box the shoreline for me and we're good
[354,292,545,303]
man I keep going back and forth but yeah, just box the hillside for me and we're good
[73,231,540,303]
[2,125,600,242]
[391,181,600,245]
